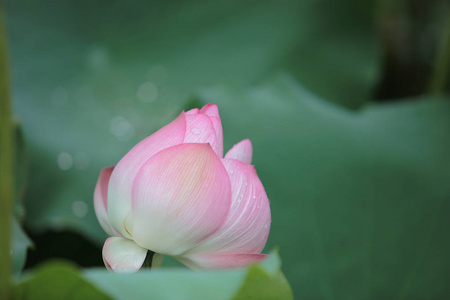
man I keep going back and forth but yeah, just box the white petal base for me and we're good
[102,237,147,273]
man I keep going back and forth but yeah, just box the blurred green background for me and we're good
[4,0,450,298]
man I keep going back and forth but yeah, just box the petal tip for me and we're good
[185,108,200,115]
[225,139,253,164]
[200,103,219,117]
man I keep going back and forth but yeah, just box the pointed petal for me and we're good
[102,237,147,273]
[199,103,219,117]
[107,112,187,238]
[184,113,222,156]
[186,159,271,255]
[131,143,231,256]
[207,116,223,158]
[177,253,268,270]
[225,139,253,164]
[94,166,115,236]
[200,104,223,157]
[185,108,199,115]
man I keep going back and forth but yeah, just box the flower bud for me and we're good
[94,104,271,272]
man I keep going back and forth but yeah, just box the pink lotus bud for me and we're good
[94,104,271,272]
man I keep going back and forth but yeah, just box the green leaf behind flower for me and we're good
[85,251,292,300]
[196,74,450,299]
[232,252,292,300]
[13,252,291,300]
[4,0,379,245]
[13,261,111,300]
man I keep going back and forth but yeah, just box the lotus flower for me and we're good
[94,104,271,272]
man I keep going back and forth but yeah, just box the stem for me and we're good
[0,1,13,299]
[142,251,155,269]
[428,11,450,96]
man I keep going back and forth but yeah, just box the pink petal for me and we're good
[207,116,223,158]
[131,143,231,256]
[186,158,271,255]
[184,114,221,156]
[93,166,115,236]
[176,253,268,270]
[199,103,219,117]
[200,104,223,157]
[185,108,199,115]
[102,237,147,273]
[225,139,253,164]
[107,112,187,238]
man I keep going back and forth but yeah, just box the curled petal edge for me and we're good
[102,237,147,273]
[93,166,115,236]
[176,253,268,270]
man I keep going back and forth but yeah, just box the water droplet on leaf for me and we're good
[110,116,135,142]
[137,81,158,103]
[72,201,88,218]
[87,45,110,70]
[57,152,73,170]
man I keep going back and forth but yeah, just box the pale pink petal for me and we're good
[176,253,268,270]
[107,112,187,238]
[199,103,219,117]
[185,104,224,157]
[131,143,231,256]
[225,139,253,164]
[200,104,223,157]
[183,114,221,156]
[185,108,199,115]
[186,159,271,255]
[102,237,147,273]
[207,116,223,158]
[93,166,115,236]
